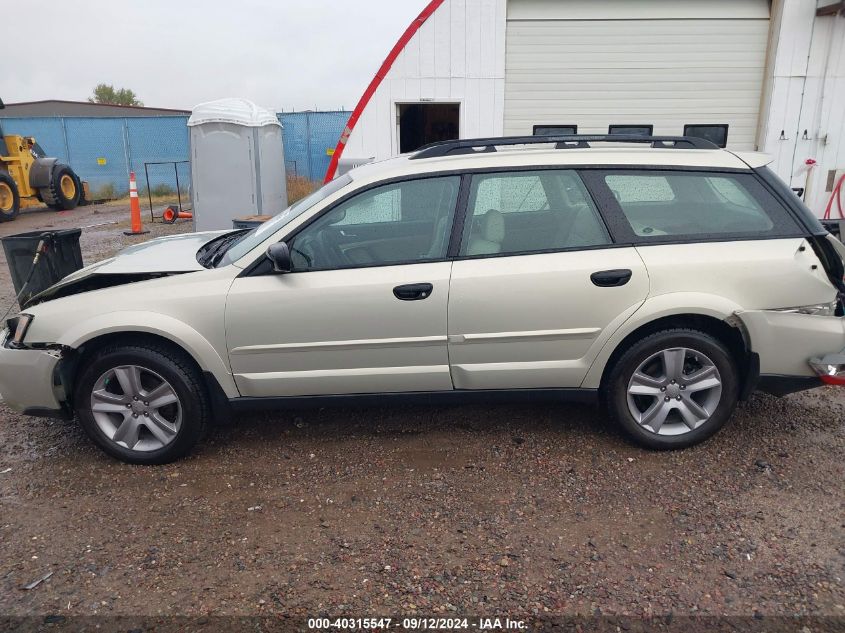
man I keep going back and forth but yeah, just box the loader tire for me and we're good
[40,164,81,210]
[0,172,20,222]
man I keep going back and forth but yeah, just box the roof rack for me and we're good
[411,134,719,159]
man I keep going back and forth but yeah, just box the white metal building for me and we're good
[327,0,845,218]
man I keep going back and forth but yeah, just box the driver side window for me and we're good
[289,176,460,271]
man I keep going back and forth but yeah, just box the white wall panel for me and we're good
[759,0,845,216]
[450,0,467,77]
[342,0,507,165]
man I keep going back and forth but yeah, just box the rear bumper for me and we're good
[808,351,845,386]
[757,374,823,396]
[737,309,845,377]
[0,328,64,413]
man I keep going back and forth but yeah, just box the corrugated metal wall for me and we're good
[0,111,349,197]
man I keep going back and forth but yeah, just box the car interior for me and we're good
[289,176,461,270]
[462,170,610,255]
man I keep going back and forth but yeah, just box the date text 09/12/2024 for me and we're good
[306,617,527,630]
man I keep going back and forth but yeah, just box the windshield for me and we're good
[218,173,353,265]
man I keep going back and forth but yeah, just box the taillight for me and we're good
[809,354,845,385]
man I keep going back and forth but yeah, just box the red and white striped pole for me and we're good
[123,171,148,235]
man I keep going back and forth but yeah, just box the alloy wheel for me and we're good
[90,365,182,452]
[626,347,723,436]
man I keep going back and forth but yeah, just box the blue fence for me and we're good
[0,111,348,198]
[280,111,349,181]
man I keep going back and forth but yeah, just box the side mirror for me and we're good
[0,98,5,110]
[266,241,292,273]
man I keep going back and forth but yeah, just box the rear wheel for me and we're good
[39,164,81,210]
[0,171,20,222]
[605,328,739,449]
[74,342,210,464]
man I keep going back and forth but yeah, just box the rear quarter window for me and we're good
[589,170,802,242]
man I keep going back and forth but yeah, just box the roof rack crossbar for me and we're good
[410,134,719,159]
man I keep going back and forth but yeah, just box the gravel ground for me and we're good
[0,202,843,626]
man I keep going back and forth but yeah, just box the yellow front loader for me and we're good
[0,97,88,222]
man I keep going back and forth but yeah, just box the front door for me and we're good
[447,169,649,390]
[226,175,461,398]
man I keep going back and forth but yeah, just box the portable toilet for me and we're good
[188,98,287,231]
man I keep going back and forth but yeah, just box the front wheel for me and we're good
[74,342,210,464]
[605,329,739,450]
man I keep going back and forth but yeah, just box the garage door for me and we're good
[504,0,770,149]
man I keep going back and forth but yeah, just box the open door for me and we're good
[397,103,459,154]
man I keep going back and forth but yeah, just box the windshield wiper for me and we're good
[197,230,250,268]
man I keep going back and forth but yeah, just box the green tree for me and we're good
[88,84,143,107]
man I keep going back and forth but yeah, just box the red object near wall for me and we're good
[323,0,447,183]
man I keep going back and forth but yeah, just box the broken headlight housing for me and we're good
[5,313,34,347]
[771,301,838,317]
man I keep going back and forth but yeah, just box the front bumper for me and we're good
[0,328,64,413]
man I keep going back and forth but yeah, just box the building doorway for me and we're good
[397,103,460,154]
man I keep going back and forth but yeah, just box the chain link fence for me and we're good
[279,111,349,181]
[0,111,349,200]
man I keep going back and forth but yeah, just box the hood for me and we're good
[97,230,231,274]
[26,230,231,307]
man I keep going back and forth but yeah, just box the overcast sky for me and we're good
[2,1,430,112]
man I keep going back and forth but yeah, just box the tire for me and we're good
[74,342,210,464]
[39,164,81,210]
[604,328,739,450]
[76,174,87,205]
[0,171,20,222]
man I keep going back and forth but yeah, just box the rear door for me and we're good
[447,169,650,390]
[583,168,829,310]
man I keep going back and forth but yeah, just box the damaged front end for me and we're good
[24,271,186,308]
[0,325,70,417]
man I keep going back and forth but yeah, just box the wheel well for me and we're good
[599,313,751,390]
[61,332,206,408]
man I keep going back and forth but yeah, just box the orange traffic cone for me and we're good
[162,205,193,224]
[123,171,149,235]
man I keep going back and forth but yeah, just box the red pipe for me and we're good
[323,0,447,183]
[823,173,845,220]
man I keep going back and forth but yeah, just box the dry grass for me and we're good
[96,174,321,208]
[103,192,189,207]
[288,175,320,204]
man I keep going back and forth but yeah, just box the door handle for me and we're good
[590,269,632,287]
[393,283,433,301]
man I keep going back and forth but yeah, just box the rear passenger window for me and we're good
[460,170,610,256]
[607,174,675,204]
[599,171,799,239]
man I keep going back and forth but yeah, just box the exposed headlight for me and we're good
[11,313,34,345]
[771,301,838,316]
